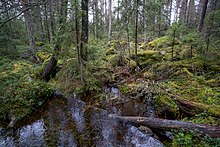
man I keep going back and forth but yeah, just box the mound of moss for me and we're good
[148,36,179,49]
[0,57,54,123]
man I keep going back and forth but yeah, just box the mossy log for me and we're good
[168,93,220,118]
[108,114,220,138]
[42,54,57,81]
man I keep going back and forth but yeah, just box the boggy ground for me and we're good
[0,36,220,146]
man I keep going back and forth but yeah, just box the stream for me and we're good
[0,88,164,147]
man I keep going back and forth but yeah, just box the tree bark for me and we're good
[21,0,37,58]
[80,0,89,63]
[74,0,80,64]
[197,0,208,32]
[109,115,220,138]
[108,0,112,40]
[187,0,195,26]
[135,0,139,70]
[44,1,51,43]
[179,0,188,23]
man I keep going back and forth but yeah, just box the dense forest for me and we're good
[0,0,220,146]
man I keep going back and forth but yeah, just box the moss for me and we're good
[136,50,163,67]
[106,48,117,55]
[184,113,220,125]
[36,51,52,63]
[108,54,120,66]
[154,94,179,115]
[107,54,128,67]
[0,57,54,122]
[143,71,157,80]
[119,84,130,94]
[148,36,179,49]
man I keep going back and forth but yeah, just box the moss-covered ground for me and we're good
[1,36,220,145]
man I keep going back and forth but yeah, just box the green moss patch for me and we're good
[0,57,54,123]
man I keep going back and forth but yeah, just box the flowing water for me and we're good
[0,88,163,147]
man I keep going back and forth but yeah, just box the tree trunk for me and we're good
[94,0,98,39]
[135,0,139,70]
[80,0,89,63]
[44,1,51,43]
[108,0,112,40]
[109,115,220,138]
[197,0,208,32]
[169,0,173,25]
[157,7,161,37]
[48,0,55,41]
[179,0,188,23]
[21,0,37,58]
[32,3,44,41]
[187,0,195,27]
[174,0,181,22]
[74,0,80,64]
[4,1,17,50]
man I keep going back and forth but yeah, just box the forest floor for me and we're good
[0,36,220,146]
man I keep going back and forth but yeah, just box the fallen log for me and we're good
[108,114,220,138]
[168,93,220,118]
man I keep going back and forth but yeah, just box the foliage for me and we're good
[170,129,220,147]
[183,113,220,125]
[166,22,187,39]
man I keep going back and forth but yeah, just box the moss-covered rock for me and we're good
[136,50,163,67]
[0,57,54,124]
[148,36,180,49]
[106,48,117,55]
[154,94,179,117]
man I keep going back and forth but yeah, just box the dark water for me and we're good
[0,88,163,147]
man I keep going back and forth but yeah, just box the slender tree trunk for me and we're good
[74,0,80,64]
[135,0,139,70]
[117,0,120,21]
[48,0,55,41]
[197,0,208,32]
[94,0,98,39]
[142,0,146,40]
[187,0,195,27]
[175,0,181,22]
[108,0,112,40]
[179,0,188,23]
[169,0,173,25]
[44,2,51,43]
[80,0,89,63]
[204,0,217,61]
[171,29,176,60]
[4,1,17,50]
[32,4,44,41]
[21,0,36,58]
[157,7,161,37]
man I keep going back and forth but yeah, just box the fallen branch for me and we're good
[108,115,220,138]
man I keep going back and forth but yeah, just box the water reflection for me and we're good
[0,89,164,146]
[18,119,45,147]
